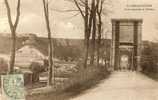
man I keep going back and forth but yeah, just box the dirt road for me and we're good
[70,71,158,100]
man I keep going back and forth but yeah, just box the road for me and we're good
[70,71,158,100]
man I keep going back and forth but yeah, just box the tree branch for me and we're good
[14,0,21,30]
[73,0,85,18]
[43,0,48,18]
[52,9,83,13]
[4,0,14,31]
[66,12,81,19]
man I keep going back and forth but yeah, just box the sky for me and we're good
[0,0,158,41]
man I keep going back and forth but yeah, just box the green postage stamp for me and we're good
[1,74,25,100]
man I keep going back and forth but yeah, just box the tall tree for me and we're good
[90,0,97,64]
[73,0,90,68]
[96,0,104,66]
[68,0,109,66]
[4,0,21,74]
[42,0,54,86]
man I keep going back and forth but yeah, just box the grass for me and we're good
[26,64,110,100]
[142,71,158,81]
[62,65,110,96]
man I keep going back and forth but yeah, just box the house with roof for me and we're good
[14,35,47,84]
[15,45,46,69]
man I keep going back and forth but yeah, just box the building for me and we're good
[14,36,47,84]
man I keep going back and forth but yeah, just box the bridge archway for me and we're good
[110,19,143,71]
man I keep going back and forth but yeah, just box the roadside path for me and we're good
[70,71,158,100]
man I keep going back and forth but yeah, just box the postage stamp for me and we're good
[1,74,25,100]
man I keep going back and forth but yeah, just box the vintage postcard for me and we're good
[0,0,158,100]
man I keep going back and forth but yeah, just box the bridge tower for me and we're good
[110,19,143,71]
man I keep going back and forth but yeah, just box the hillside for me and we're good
[0,34,84,56]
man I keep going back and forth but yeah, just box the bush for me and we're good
[141,41,158,74]
[56,63,110,91]
[55,64,78,78]
[30,62,44,73]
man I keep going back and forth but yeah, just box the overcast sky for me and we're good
[0,0,158,41]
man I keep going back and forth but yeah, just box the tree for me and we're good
[42,0,54,86]
[72,0,91,68]
[90,0,97,64]
[96,0,105,66]
[72,0,102,67]
[72,0,105,65]
[4,0,21,74]
[67,0,110,67]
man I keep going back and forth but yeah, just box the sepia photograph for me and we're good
[0,0,158,100]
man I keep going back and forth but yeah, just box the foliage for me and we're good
[55,45,82,61]
[55,62,110,91]
[141,41,158,73]
[30,62,45,73]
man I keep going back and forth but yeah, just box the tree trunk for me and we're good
[97,15,102,66]
[90,0,96,65]
[48,32,54,86]
[5,0,21,74]
[83,0,89,68]
[84,37,90,68]
[9,30,16,74]
[42,0,54,86]
[96,0,104,66]
[90,24,96,65]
